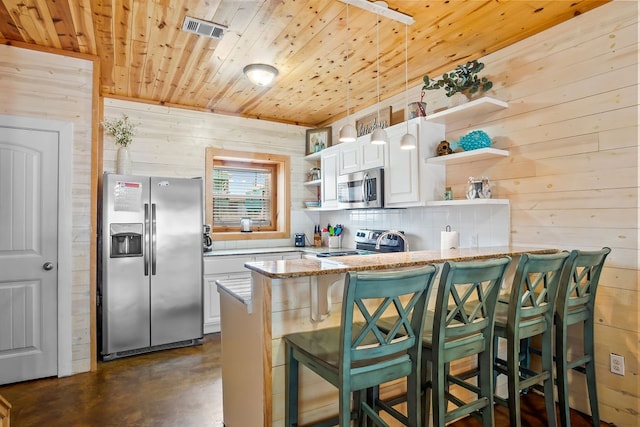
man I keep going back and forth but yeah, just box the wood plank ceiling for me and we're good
[0,0,610,127]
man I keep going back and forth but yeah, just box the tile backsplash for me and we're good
[213,204,510,251]
[317,204,510,251]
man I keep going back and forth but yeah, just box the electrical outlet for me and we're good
[610,353,625,376]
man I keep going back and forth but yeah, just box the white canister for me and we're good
[240,217,252,232]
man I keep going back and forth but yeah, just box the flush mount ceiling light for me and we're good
[243,63,279,86]
[339,4,357,143]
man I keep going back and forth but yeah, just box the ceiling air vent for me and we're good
[181,16,227,40]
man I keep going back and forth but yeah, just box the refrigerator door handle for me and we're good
[151,203,157,275]
[144,203,150,276]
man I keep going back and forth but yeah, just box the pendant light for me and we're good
[370,10,388,145]
[339,4,357,143]
[400,23,416,150]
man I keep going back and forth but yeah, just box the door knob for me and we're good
[43,262,54,271]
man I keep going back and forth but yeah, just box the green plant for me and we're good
[102,114,137,147]
[422,60,493,97]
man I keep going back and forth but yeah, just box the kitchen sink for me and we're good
[316,250,373,258]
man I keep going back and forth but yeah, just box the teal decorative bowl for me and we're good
[457,130,492,151]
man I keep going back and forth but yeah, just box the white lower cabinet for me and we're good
[203,251,302,333]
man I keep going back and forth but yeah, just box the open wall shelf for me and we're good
[424,96,508,125]
[426,147,509,165]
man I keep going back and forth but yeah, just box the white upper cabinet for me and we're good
[383,118,445,207]
[338,136,384,175]
[360,138,385,171]
[320,146,339,209]
[384,122,420,206]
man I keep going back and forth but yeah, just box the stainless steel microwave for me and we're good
[337,168,384,209]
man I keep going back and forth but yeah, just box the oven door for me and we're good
[337,168,384,209]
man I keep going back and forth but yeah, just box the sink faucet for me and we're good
[375,230,409,252]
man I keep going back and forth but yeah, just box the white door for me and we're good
[0,125,59,384]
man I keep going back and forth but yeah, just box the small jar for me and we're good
[444,187,453,200]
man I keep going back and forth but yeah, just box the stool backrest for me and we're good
[506,252,570,332]
[556,247,611,324]
[433,257,511,358]
[340,265,438,384]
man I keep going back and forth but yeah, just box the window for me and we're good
[205,149,290,240]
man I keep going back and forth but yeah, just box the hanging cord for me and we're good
[346,4,350,121]
[376,12,381,128]
[404,23,409,127]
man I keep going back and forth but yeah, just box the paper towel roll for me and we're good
[441,231,460,251]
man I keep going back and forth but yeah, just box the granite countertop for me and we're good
[244,246,558,279]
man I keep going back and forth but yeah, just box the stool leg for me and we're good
[541,328,557,427]
[406,356,420,427]
[479,343,496,427]
[421,353,432,427]
[339,387,353,427]
[285,346,299,427]
[492,335,500,392]
[506,333,521,427]
[433,359,446,427]
[556,321,571,427]
[584,319,600,426]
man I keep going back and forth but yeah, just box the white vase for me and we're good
[116,146,132,175]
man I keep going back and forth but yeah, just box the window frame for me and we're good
[205,148,290,241]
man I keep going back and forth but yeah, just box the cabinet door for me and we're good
[204,273,226,334]
[203,255,254,334]
[385,122,420,206]
[339,142,360,175]
[361,139,384,170]
[321,148,339,208]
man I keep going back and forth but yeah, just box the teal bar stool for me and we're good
[555,247,611,427]
[492,252,570,427]
[422,257,512,427]
[283,265,438,427]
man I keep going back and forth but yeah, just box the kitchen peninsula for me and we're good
[217,246,557,427]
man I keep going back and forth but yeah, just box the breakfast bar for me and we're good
[217,246,557,427]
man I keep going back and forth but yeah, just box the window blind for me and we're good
[212,164,273,228]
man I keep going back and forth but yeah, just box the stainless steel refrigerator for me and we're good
[100,173,204,360]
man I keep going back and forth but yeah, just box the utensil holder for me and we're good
[328,236,342,248]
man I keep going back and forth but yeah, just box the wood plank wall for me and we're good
[448,5,638,425]
[329,1,637,424]
[0,43,97,375]
[102,97,310,211]
[0,0,635,424]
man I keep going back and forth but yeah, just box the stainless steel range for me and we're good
[316,229,405,257]
[355,229,406,252]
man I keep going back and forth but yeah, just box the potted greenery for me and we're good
[422,60,493,99]
[102,114,137,174]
